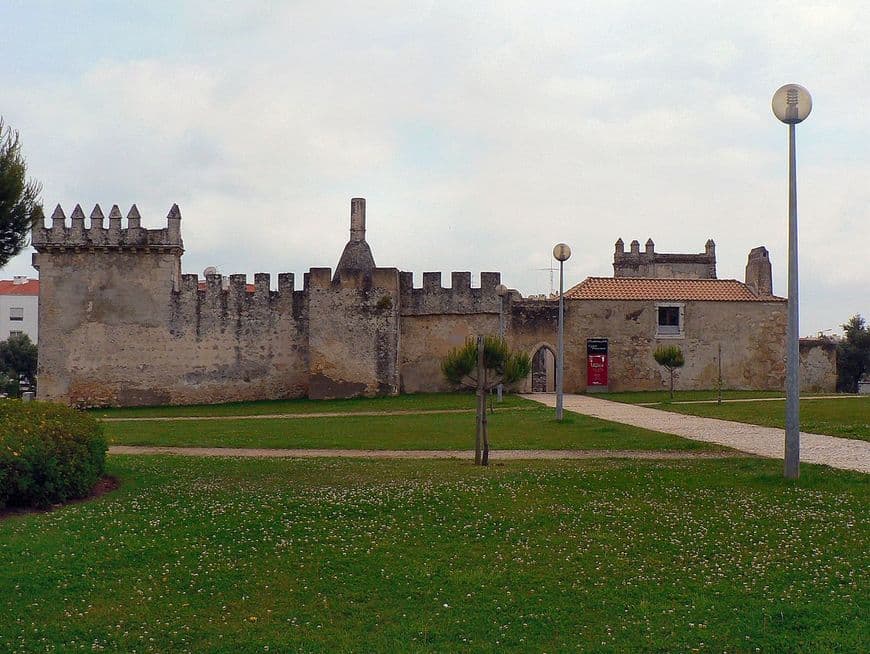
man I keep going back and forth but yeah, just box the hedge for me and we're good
[0,400,107,510]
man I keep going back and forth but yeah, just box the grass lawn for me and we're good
[606,394,870,442]
[104,405,718,451]
[1,456,866,653]
[92,392,531,419]
[598,389,819,404]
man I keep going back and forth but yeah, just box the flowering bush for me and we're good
[0,400,106,509]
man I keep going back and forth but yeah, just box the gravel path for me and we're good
[108,446,739,460]
[525,393,870,474]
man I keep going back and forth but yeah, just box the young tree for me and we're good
[442,335,531,465]
[837,314,870,393]
[0,118,43,268]
[653,345,685,400]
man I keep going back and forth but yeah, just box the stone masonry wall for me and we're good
[558,299,787,392]
[397,271,502,393]
[32,200,810,405]
[307,267,401,399]
[799,339,838,392]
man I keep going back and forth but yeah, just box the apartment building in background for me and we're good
[0,276,39,343]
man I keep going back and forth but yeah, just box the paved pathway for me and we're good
[108,446,738,461]
[524,393,870,474]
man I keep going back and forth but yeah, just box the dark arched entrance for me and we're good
[531,346,556,392]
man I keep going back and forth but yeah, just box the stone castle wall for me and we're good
[32,199,829,406]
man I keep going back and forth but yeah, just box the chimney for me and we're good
[350,198,366,242]
[745,246,773,296]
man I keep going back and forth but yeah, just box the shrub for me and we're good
[0,400,107,510]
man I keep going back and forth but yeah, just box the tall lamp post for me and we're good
[553,243,571,421]
[495,283,508,402]
[772,83,812,480]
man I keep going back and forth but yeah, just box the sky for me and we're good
[1,0,867,337]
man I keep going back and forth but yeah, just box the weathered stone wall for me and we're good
[556,299,788,392]
[504,299,559,393]
[397,271,502,393]
[799,338,838,392]
[33,205,310,407]
[35,249,309,406]
[32,200,811,406]
[308,267,400,399]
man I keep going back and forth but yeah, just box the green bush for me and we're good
[0,400,107,510]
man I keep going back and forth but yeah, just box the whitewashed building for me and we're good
[0,276,39,343]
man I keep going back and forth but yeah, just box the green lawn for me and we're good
[599,389,811,404]
[92,392,531,419]
[104,405,718,451]
[627,396,869,442]
[1,456,866,653]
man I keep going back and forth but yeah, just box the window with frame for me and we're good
[9,330,22,337]
[656,304,684,337]
[9,307,24,322]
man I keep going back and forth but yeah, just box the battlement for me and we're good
[170,271,305,337]
[399,271,502,315]
[31,203,184,251]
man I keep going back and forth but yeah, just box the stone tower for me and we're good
[334,197,375,278]
[745,246,773,296]
[613,238,716,279]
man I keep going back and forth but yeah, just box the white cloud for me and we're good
[2,1,868,333]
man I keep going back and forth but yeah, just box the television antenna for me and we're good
[533,260,557,296]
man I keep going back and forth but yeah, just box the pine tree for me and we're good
[0,118,43,268]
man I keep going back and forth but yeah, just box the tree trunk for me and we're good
[481,368,490,466]
[475,335,484,465]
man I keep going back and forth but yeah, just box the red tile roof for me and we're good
[564,277,785,302]
[0,279,39,296]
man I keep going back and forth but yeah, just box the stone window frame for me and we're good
[655,302,685,339]
[8,330,22,338]
[9,307,24,321]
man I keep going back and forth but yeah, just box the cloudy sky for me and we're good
[2,1,867,336]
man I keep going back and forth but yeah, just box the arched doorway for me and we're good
[531,345,556,392]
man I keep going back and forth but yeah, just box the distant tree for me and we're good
[837,315,870,393]
[0,333,38,395]
[0,117,43,268]
[442,336,531,465]
[653,345,685,400]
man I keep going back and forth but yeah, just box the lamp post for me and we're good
[495,283,508,402]
[553,243,571,421]
[772,83,812,480]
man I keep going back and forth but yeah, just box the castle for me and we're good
[31,198,834,407]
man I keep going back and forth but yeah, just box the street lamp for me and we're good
[553,243,571,421]
[495,283,508,402]
[772,83,812,480]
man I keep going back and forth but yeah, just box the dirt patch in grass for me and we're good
[0,475,120,521]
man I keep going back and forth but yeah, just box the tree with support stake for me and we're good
[653,345,684,400]
[441,335,531,465]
